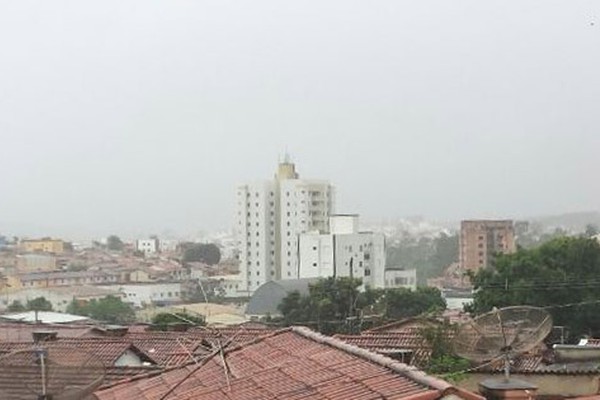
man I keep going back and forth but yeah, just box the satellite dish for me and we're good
[0,346,106,399]
[454,306,553,381]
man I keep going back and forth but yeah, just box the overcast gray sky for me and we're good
[1,1,599,239]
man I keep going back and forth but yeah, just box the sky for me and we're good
[0,1,599,240]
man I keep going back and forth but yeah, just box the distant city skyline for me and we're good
[1,1,599,239]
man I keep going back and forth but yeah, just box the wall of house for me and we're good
[459,373,600,397]
[106,283,182,307]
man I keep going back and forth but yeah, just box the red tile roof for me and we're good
[95,327,484,400]
[0,338,157,367]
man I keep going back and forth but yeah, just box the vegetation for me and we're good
[278,277,446,335]
[106,235,125,251]
[151,311,206,330]
[386,233,458,284]
[67,295,135,324]
[182,243,221,265]
[419,322,470,381]
[26,296,53,311]
[467,236,600,341]
[7,300,26,312]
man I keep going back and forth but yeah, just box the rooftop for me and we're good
[95,326,484,400]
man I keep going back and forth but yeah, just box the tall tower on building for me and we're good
[459,220,516,271]
[234,159,335,295]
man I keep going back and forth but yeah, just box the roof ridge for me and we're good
[291,326,455,392]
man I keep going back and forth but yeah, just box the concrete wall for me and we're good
[459,373,600,398]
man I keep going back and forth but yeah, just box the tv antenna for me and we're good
[0,346,106,399]
[453,306,552,381]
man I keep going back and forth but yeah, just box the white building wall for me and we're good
[279,179,334,280]
[298,229,386,289]
[106,283,182,308]
[235,181,276,295]
[384,269,417,290]
[137,239,159,255]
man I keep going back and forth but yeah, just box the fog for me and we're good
[0,1,599,239]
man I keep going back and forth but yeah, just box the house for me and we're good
[136,238,159,256]
[94,326,484,400]
[104,282,184,308]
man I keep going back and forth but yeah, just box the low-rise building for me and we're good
[104,282,184,308]
[16,254,57,272]
[136,238,159,256]
[19,238,65,254]
[2,285,123,312]
[384,268,417,290]
[15,270,120,289]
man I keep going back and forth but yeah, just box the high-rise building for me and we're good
[459,220,516,271]
[235,158,335,295]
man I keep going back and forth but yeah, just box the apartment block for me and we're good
[298,215,386,288]
[235,158,335,295]
[459,220,516,271]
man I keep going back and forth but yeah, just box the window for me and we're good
[256,271,260,275]
[312,263,317,267]
[312,246,317,251]
[365,269,371,276]
[478,251,484,256]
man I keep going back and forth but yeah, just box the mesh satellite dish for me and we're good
[454,306,553,381]
[0,346,106,399]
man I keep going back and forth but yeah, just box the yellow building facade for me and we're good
[20,239,65,254]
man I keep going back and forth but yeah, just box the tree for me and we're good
[182,243,221,265]
[467,236,600,341]
[106,235,124,251]
[7,300,26,312]
[26,297,53,311]
[151,311,205,331]
[67,296,135,324]
[585,224,599,238]
[381,287,446,320]
[385,233,458,285]
[277,278,446,334]
[420,321,470,381]
[278,277,365,334]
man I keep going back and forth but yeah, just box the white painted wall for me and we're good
[136,239,159,255]
[105,283,182,307]
[298,228,386,289]
[384,269,417,290]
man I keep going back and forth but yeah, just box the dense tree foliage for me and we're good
[151,311,206,330]
[182,243,221,265]
[67,295,135,324]
[386,233,458,284]
[467,236,600,341]
[382,287,446,320]
[26,297,53,311]
[7,300,26,312]
[106,235,125,251]
[278,278,447,334]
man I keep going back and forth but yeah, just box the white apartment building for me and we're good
[235,159,335,295]
[298,215,386,288]
[136,238,159,255]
